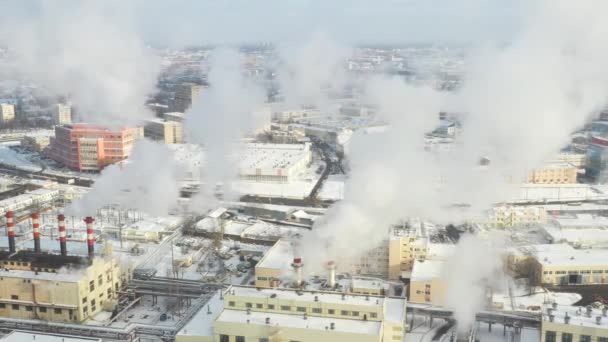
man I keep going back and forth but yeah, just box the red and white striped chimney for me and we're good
[5,211,15,253]
[85,217,94,258]
[57,214,67,256]
[31,213,40,253]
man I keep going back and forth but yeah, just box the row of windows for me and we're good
[228,301,378,318]
[547,270,608,275]
[545,331,606,342]
[219,335,298,342]
[0,303,69,314]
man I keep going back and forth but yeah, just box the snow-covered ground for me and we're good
[318,174,346,201]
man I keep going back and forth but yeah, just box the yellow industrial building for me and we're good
[534,248,608,286]
[143,118,183,144]
[408,259,447,306]
[0,251,131,322]
[527,163,578,184]
[485,206,547,229]
[254,239,293,288]
[177,285,408,342]
[542,303,608,342]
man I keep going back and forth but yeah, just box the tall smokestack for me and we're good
[327,260,336,288]
[57,214,67,256]
[31,213,40,253]
[5,211,15,253]
[292,257,303,288]
[85,216,94,258]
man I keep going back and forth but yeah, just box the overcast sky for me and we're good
[2,0,528,46]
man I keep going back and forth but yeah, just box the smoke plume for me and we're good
[185,48,266,212]
[66,140,180,217]
[0,1,160,124]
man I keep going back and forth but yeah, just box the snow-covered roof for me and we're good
[176,291,224,337]
[411,259,445,282]
[1,331,100,342]
[536,248,608,267]
[256,239,293,270]
[215,308,382,335]
[544,303,608,330]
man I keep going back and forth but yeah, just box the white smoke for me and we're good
[0,1,160,124]
[185,48,266,212]
[301,0,608,328]
[66,139,181,217]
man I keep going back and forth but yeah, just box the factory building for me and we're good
[238,143,312,183]
[143,118,183,144]
[45,124,143,172]
[254,239,293,288]
[534,248,608,285]
[527,163,578,184]
[212,285,407,342]
[485,206,547,229]
[0,214,131,323]
[542,303,608,342]
[408,259,447,306]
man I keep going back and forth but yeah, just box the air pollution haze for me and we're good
[0,0,160,124]
[301,0,608,330]
[185,48,266,212]
[66,140,180,217]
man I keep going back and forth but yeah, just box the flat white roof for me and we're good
[544,304,608,329]
[176,291,224,337]
[411,259,445,282]
[0,267,85,283]
[536,249,608,267]
[256,239,294,270]
[228,285,387,308]
[1,331,100,342]
[216,309,382,335]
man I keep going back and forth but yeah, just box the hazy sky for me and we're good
[2,0,526,46]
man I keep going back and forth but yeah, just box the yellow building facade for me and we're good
[542,304,608,342]
[534,249,608,286]
[214,286,407,342]
[0,252,131,322]
[408,260,447,306]
[527,164,578,184]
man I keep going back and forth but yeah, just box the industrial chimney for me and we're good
[85,217,95,258]
[57,214,67,256]
[292,257,303,287]
[326,260,336,288]
[31,213,40,253]
[5,211,15,253]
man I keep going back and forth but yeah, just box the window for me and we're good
[89,280,95,291]
[245,303,252,308]
[219,335,229,342]
[11,304,19,310]
[312,308,322,314]
[39,307,46,313]
[10,295,18,300]
[259,339,269,342]
[91,299,96,307]
[579,336,591,342]
[328,309,335,314]
[98,275,103,286]
[0,303,5,309]
[280,305,291,311]
[256,304,263,309]
[54,308,62,314]
[228,301,235,307]
[341,310,349,316]
[25,306,33,312]
[598,338,608,342]
[268,304,275,310]
[562,333,572,342]
[82,297,87,304]
[352,311,359,317]
[370,312,378,318]
[236,337,245,342]
[296,307,306,312]
[545,331,556,342]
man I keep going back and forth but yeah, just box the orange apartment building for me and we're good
[45,124,143,172]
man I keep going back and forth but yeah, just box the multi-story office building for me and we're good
[144,119,183,144]
[0,104,15,126]
[45,124,143,172]
[53,103,72,125]
[388,220,429,280]
[542,303,608,342]
[172,83,203,113]
[213,285,407,342]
